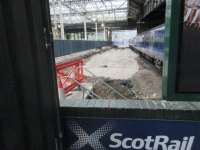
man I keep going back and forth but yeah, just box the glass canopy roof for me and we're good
[49,0,128,25]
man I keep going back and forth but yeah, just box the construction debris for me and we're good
[59,47,162,100]
[88,79,136,99]
[85,48,162,100]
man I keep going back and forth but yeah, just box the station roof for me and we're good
[49,0,145,30]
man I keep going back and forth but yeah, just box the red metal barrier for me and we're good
[56,59,84,94]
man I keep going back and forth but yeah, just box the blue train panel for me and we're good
[129,25,165,61]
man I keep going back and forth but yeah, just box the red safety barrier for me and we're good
[56,58,84,94]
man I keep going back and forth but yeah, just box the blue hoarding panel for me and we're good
[63,117,200,150]
[53,40,112,57]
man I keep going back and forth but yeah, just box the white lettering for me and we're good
[181,137,188,150]
[109,133,195,150]
[109,133,122,148]
[186,136,195,150]
[132,138,145,149]
[122,138,132,149]
[153,136,169,150]
[144,136,154,150]
[168,140,181,150]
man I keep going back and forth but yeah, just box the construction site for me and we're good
[56,46,162,101]
[51,0,165,101]
[5,0,200,149]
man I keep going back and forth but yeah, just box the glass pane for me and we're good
[176,0,200,92]
[49,0,164,102]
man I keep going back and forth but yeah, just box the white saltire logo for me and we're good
[68,121,113,150]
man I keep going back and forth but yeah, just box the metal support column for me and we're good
[107,28,112,41]
[103,26,106,41]
[59,0,65,40]
[84,21,87,40]
[52,0,57,29]
[95,22,98,41]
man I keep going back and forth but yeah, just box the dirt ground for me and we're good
[130,56,162,100]
[85,48,162,100]
[84,48,139,80]
[90,79,136,99]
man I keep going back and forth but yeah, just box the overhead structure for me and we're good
[49,0,145,32]
[138,0,166,33]
[128,0,144,22]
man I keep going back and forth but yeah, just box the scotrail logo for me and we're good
[68,121,195,150]
[68,121,113,150]
[109,134,195,150]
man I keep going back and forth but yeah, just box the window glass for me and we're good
[176,0,200,92]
